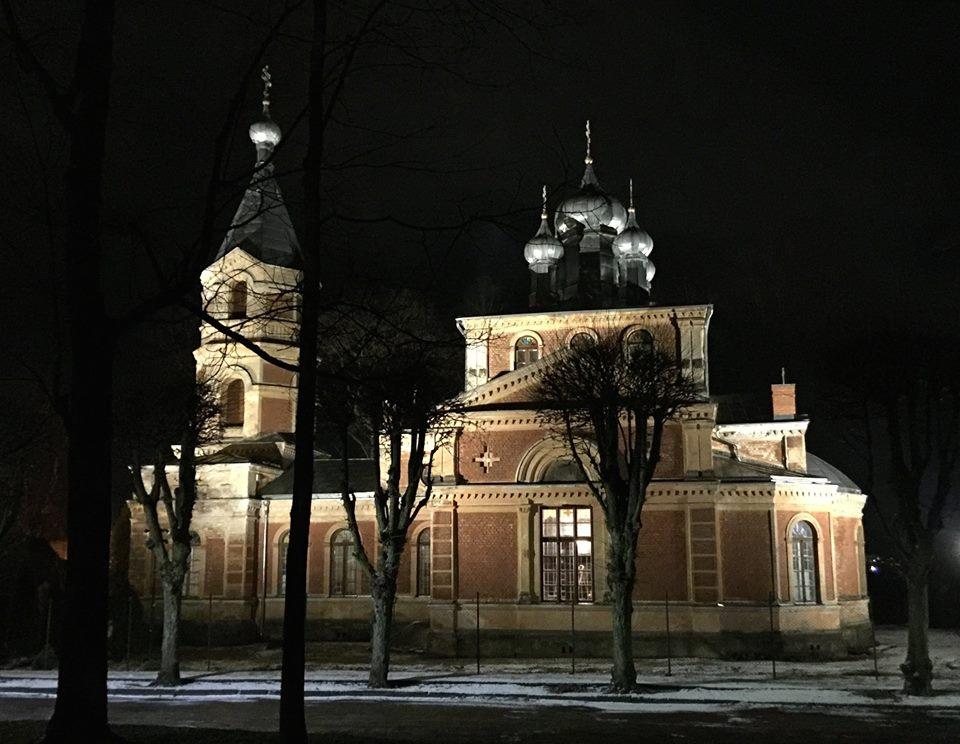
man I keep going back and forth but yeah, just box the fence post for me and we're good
[475,592,480,675]
[43,599,52,668]
[126,598,133,671]
[768,592,777,680]
[871,623,879,682]
[570,589,576,675]
[207,593,213,672]
[664,590,672,677]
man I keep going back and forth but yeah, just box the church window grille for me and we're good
[541,507,593,603]
[514,336,540,368]
[330,529,366,596]
[228,281,248,319]
[278,531,289,596]
[416,529,431,596]
[222,379,245,427]
[790,520,819,604]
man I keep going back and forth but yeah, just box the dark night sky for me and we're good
[2,1,960,479]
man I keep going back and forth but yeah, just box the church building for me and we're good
[127,94,871,658]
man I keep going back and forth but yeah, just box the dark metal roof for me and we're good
[260,458,378,497]
[216,162,300,268]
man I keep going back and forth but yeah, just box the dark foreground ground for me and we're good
[1,697,958,743]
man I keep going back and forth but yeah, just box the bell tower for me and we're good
[196,67,301,440]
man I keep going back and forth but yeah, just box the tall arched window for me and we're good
[277,531,289,596]
[416,529,431,597]
[222,379,245,427]
[625,328,654,355]
[182,532,204,597]
[228,280,248,319]
[330,529,364,596]
[514,335,540,368]
[790,520,819,604]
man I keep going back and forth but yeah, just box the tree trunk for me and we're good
[45,3,117,738]
[279,4,326,740]
[369,577,397,688]
[607,531,637,692]
[156,575,183,686]
[901,570,933,696]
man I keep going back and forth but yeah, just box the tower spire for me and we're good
[261,65,273,118]
[585,119,592,164]
[628,177,635,213]
[581,119,599,188]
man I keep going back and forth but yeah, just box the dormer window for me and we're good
[228,281,248,319]
[514,335,540,368]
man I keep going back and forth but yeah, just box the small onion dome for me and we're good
[613,178,653,259]
[644,256,656,283]
[249,118,281,149]
[613,211,654,259]
[524,186,564,272]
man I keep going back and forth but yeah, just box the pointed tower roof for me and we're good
[216,66,301,268]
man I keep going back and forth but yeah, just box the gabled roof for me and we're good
[215,161,300,268]
[260,458,379,497]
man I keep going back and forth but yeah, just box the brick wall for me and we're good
[458,429,543,484]
[653,423,684,479]
[719,510,773,602]
[457,511,517,600]
[833,517,862,600]
[634,509,688,600]
[205,532,225,596]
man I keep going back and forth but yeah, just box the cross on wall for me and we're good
[474,449,500,473]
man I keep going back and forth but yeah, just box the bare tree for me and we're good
[531,330,700,692]
[840,334,960,696]
[316,295,461,687]
[128,373,221,685]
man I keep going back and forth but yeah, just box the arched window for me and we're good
[790,520,819,604]
[514,335,540,368]
[182,532,204,597]
[277,531,289,596]
[625,328,654,355]
[222,379,245,427]
[228,281,248,319]
[330,529,364,596]
[542,458,582,483]
[569,332,594,351]
[416,529,431,597]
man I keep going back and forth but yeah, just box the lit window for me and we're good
[228,281,248,319]
[416,529,431,597]
[222,379,244,427]
[330,529,366,596]
[278,531,289,596]
[541,507,593,603]
[790,520,818,604]
[465,342,488,389]
[514,335,540,368]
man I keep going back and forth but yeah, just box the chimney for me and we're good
[771,383,796,421]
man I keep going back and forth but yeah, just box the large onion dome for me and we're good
[554,121,627,240]
[524,185,564,272]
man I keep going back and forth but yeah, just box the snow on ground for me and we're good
[2,626,958,714]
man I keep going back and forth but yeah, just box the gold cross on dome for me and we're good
[474,449,500,472]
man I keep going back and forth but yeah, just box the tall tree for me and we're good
[3,0,118,737]
[317,295,461,687]
[128,372,221,686]
[532,330,700,692]
[839,333,960,696]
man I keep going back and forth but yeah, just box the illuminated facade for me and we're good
[127,104,870,658]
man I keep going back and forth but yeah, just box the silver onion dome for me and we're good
[613,179,654,259]
[554,121,627,239]
[524,186,564,273]
[249,66,281,158]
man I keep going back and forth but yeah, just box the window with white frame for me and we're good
[541,507,593,603]
[790,520,819,604]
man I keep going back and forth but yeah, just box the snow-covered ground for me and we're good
[2,626,958,714]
